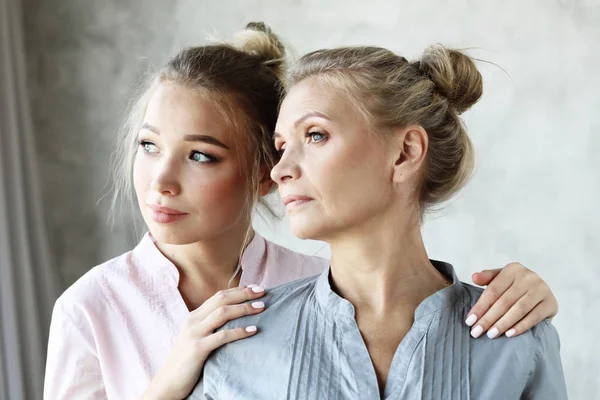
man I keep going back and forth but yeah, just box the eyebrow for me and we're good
[183,135,229,149]
[141,123,160,134]
[273,111,331,139]
[141,123,230,150]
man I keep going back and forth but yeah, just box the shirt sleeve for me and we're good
[522,320,569,399]
[44,298,107,399]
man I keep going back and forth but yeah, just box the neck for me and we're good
[327,212,450,316]
[155,223,253,302]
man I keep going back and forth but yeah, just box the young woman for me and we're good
[44,24,560,400]
[196,43,567,398]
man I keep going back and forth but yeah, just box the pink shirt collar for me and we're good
[133,231,268,288]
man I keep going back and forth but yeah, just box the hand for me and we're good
[465,263,558,339]
[142,285,266,399]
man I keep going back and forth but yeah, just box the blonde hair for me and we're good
[109,23,286,280]
[288,45,483,213]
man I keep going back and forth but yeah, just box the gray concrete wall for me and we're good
[24,0,599,397]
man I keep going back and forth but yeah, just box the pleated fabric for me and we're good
[196,261,567,400]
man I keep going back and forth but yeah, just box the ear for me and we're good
[258,164,276,196]
[391,125,428,184]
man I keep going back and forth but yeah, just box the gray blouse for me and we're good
[191,261,567,399]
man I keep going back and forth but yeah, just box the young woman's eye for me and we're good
[190,151,216,163]
[139,140,158,154]
[306,131,327,143]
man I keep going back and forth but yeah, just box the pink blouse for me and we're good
[43,232,327,399]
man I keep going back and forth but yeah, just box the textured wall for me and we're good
[23,0,599,397]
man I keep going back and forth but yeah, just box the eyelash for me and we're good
[138,140,157,154]
[306,131,327,143]
[189,151,217,163]
[138,140,218,164]
[277,131,328,156]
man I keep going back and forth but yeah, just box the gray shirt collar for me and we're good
[314,260,467,320]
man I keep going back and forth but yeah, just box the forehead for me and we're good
[276,77,363,130]
[145,82,233,137]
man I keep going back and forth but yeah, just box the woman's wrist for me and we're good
[141,375,180,400]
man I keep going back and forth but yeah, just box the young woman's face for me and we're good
[134,82,250,245]
[272,77,397,241]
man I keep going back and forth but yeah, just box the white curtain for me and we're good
[0,0,61,398]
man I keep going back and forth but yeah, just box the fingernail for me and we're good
[506,329,516,338]
[247,284,257,288]
[465,314,478,327]
[487,327,499,339]
[471,325,484,338]
[251,286,265,293]
[251,301,265,309]
[246,325,257,333]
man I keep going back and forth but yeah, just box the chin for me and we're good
[148,227,201,246]
[289,216,329,241]
[144,217,206,246]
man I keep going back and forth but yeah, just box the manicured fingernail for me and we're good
[251,301,265,309]
[471,325,484,338]
[246,325,257,333]
[465,314,478,326]
[251,285,265,293]
[487,327,499,339]
[506,329,516,338]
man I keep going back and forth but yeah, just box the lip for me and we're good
[148,204,186,214]
[282,195,314,208]
[147,204,188,224]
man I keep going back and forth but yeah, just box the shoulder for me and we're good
[227,273,321,333]
[457,281,485,307]
[458,281,560,352]
[458,282,563,394]
[526,318,562,375]
[47,249,143,357]
[205,274,322,396]
[258,273,321,319]
[432,278,565,397]
[446,281,540,362]
[265,272,321,304]
[523,320,566,397]
[54,248,140,321]
[529,319,561,351]
[458,281,546,348]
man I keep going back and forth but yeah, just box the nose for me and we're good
[150,157,181,196]
[270,145,302,186]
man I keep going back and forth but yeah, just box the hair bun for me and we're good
[234,22,286,80]
[420,45,483,114]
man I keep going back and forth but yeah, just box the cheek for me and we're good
[187,166,249,211]
[311,142,389,209]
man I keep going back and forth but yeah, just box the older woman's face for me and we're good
[271,77,399,241]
